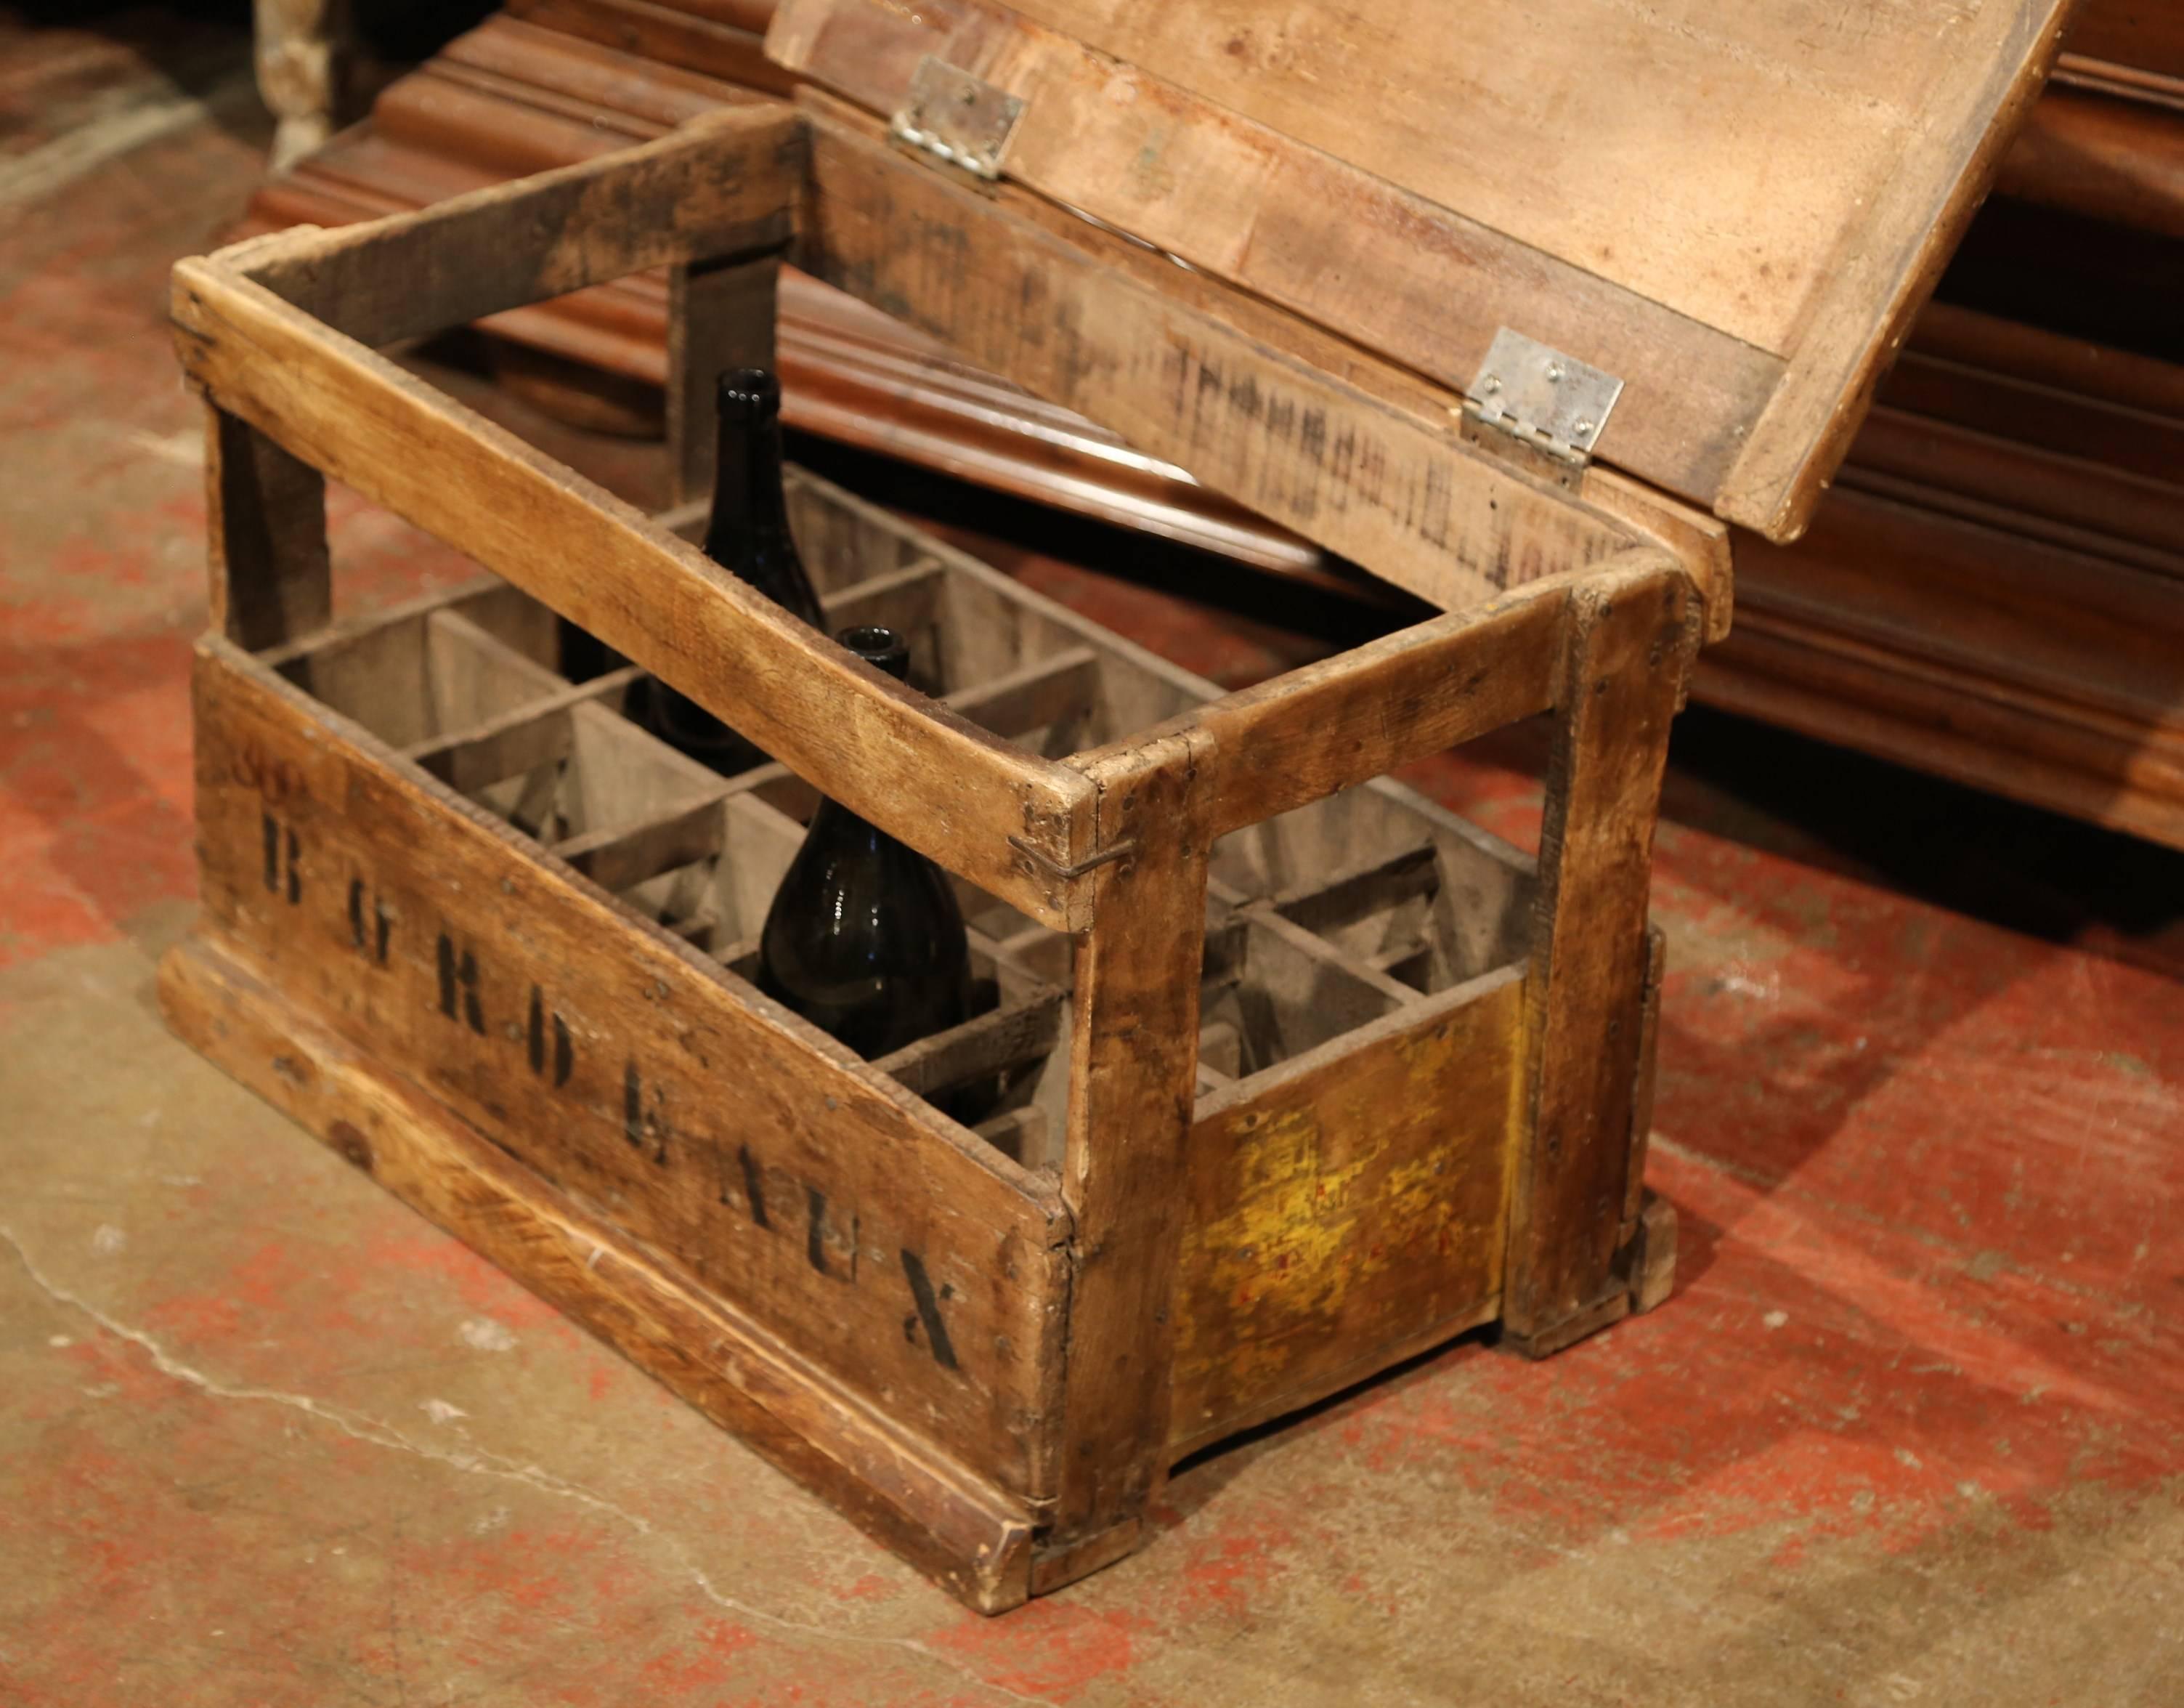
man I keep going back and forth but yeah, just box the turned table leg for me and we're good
[253,0,353,169]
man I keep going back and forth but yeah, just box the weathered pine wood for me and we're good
[1187,579,1570,836]
[874,987,1065,1100]
[768,0,1782,508]
[978,0,2066,353]
[667,246,783,509]
[228,105,801,349]
[555,790,731,891]
[1717,3,2082,539]
[1172,966,1522,1457]
[1630,1191,1678,1317]
[169,256,1098,927]
[1046,729,1214,1560]
[773,0,2077,538]
[795,97,1649,613]
[1503,556,1700,1348]
[206,403,330,650]
[405,666,644,793]
[157,932,1042,1614]
[190,639,1073,1499]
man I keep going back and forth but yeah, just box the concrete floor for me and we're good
[4,12,2183,1704]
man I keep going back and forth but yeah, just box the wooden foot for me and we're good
[1498,1186,1678,1359]
[158,929,1044,1614]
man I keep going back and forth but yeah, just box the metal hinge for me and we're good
[1462,328,1624,473]
[890,56,1024,182]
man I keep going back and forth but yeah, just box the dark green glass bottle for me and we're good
[638,367,824,771]
[758,626,973,1061]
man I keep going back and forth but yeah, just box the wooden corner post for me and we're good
[1504,552,1699,1356]
[1038,728,1216,1588]
[666,246,786,510]
[205,403,330,651]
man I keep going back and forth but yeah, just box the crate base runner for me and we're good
[158,931,1046,1611]
[162,930,1672,1612]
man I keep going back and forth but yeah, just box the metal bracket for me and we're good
[1463,329,1623,469]
[1007,834,1137,882]
[890,57,1024,182]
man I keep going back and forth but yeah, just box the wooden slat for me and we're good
[713,645,1106,831]
[1172,967,1524,1458]
[795,97,1646,613]
[946,648,1099,743]
[1244,904,1421,1012]
[1182,580,1570,836]
[973,1106,1050,1167]
[170,256,1097,928]
[1272,844,1438,940]
[873,987,1065,1099]
[227,106,803,349]
[667,246,783,508]
[1503,558,1698,1345]
[1220,909,1410,1064]
[423,610,567,730]
[769,0,1784,507]
[405,667,644,794]
[187,639,1073,1500]
[555,790,731,892]
[158,932,1040,1614]
[1045,729,1214,1558]
[205,402,330,650]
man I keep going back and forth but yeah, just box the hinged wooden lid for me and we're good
[767,0,2078,543]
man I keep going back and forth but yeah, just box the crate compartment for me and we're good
[238,469,1541,1207]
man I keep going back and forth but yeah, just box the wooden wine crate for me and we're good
[160,0,2074,1611]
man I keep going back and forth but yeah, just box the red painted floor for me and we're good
[3,11,2182,1704]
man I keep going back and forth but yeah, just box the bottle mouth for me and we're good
[717,366,781,416]
[839,625,911,681]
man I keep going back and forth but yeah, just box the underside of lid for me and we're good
[767,0,2082,543]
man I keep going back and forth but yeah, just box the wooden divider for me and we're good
[227,106,802,349]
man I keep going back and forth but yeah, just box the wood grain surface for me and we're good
[188,641,1073,1500]
[171,254,1097,925]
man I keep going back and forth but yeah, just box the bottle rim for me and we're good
[716,366,781,414]
[839,624,911,680]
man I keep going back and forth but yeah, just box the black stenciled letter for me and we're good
[348,879,391,965]
[527,986,575,1088]
[900,1250,959,1371]
[436,932,484,1034]
[260,813,301,904]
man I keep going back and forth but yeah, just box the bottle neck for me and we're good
[806,793,893,855]
[707,407,792,554]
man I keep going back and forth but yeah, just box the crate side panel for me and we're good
[190,643,1068,1500]
[159,934,1039,1613]
[1171,968,1525,1455]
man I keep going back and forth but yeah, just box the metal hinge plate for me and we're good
[890,57,1024,181]
[1463,329,1624,469]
